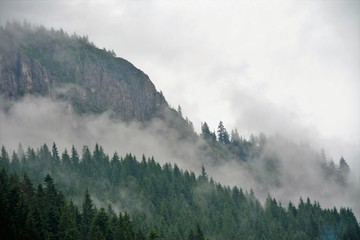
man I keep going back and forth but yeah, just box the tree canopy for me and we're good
[1,143,358,239]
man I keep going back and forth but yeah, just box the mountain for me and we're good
[0,22,356,196]
[0,21,356,197]
[0,22,359,239]
[0,22,167,122]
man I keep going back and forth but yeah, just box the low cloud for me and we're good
[0,96,206,172]
[0,96,358,219]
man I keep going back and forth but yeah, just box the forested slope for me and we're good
[1,144,359,240]
[1,22,359,240]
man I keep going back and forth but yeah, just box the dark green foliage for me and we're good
[0,146,10,170]
[58,202,80,240]
[201,122,255,162]
[217,121,230,144]
[1,144,359,240]
[201,122,216,142]
[147,228,159,240]
[188,224,205,240]
[0,168,144,240]
[52,142,60,165]
[201,122,351,190]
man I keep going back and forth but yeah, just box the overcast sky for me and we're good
[0,0,359,173]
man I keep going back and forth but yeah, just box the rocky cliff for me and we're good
[0,22,167,122]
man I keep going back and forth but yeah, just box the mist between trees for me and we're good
[0,95,359,222]
[1,142,359,239]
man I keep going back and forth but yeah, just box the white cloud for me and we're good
[1,96,359,218]
[0,0,359,191]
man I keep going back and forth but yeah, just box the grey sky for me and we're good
[0,0,359,173]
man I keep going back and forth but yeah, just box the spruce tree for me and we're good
[217,121,230,144]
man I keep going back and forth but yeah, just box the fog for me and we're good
[0,0,359,221]
[0,96,205,172]
[0,96,359,218]
[0,1,358,173]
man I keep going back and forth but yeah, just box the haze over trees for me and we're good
[0,22,359,239]
[1,144,359,239]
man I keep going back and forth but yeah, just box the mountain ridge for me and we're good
[1,22,359,232]
[0,22,167,122]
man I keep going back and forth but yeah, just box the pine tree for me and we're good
[217,121,230,144]
[82,189,96,240]
[70,145,79,165]
[62,149,71,166]
[194,224,205,240]
[81,146,92,174]
[199,165,208,182]
[201,122,212,140]
[90,208,108,240]
[58,203,79,240]
[10,151,20,171]
[0,146,10,170]
[337,157,350,185]
[147,228,159,240]
[52,142,60,165]
[43,174,62,238]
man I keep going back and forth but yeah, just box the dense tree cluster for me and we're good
[0,168,146,240]
[201,121,264,160]
[320,153,351,185]
[1,143,359,240]
[201,121,351,186]
[1,21,357,239]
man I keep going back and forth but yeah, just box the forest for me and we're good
[0,21,359,240]
[0,143,359,240]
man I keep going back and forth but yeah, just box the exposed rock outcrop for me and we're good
[0,23,167,122]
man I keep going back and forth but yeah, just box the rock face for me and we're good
[0,23,167,122]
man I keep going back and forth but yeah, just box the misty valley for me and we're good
[0,22,359,240]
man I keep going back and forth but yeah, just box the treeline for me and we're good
[1,143,359,239]
[1,20,114,55]
[0,21,117,87]
[201,121,351,185]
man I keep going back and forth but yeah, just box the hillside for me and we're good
[1,144,359,239]
[0,22,359,239]
[0,21,168,122]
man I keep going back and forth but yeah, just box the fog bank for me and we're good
[0,96,358,218]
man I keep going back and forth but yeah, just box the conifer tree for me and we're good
[338,156,350,185]
[195,224,205,240]
[217,121,230,144]
[70,145,79,165]
[62,149,71,166]
[0,146,10,169]
[58,203,79,240]
[52,142,60,164]
[82,189,96,240]
[201,122,212,140]
[147,228,159,240]
[10,151,20,171]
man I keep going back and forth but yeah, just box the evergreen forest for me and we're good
[1,143,359,240]
[0,21,359,240]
